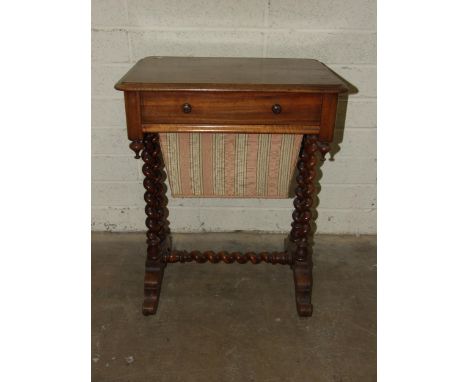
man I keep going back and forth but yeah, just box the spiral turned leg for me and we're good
[288,134,329,317]
[134,134,171,316]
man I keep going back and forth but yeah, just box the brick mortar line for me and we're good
[92,26,377,33]
[92,62,377,68]
[91,96,123,100]
[91,206,376,212]
[123,0,130,25]
[92,153,377,159]
[91,180,377,187]
[93,61,378,66]
[91,126,126,130]
[261,0,269,57]
[92,230,376,234]
[123,0,133,62]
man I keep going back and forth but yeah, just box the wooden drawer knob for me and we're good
[272,104,282,114]
[182,103,192,113]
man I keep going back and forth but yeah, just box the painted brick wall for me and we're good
[91,0,377,233]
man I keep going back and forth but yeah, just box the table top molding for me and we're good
[115,56,349,93]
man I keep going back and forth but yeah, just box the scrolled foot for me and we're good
[293,262,313,317]
[141,267,164,316]
[142,296,159,316]
[296,297,313,317]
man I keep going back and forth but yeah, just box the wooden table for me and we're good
[115,57,348,317]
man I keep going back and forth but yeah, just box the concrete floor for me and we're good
[92,232,376,382]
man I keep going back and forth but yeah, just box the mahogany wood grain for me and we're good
[319,93,339,142]
[115,57,348,93]
[140,91,322,125]
[142,123,320,134]
[124,91,142,141]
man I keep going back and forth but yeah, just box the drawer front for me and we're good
[140,91,322,125]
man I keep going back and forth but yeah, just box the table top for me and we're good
[115,56,348,93]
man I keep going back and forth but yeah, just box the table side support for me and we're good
[133,133,172,315]
[132,133,330,317]
[288,134,330,316]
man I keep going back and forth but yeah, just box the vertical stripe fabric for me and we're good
[278,134,297,196]
[234,134,248,196]
[159,133,302,198]
[162,133,182,195]
[212,133,225,195]
[256,134,271,196]
[177,133,192,195]
[245,134,259,196]
[190,133,203,195]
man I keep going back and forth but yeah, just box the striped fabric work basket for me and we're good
[159,133,303,198]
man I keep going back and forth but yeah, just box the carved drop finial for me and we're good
[317,141,331,161]
[129,139,144,159]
